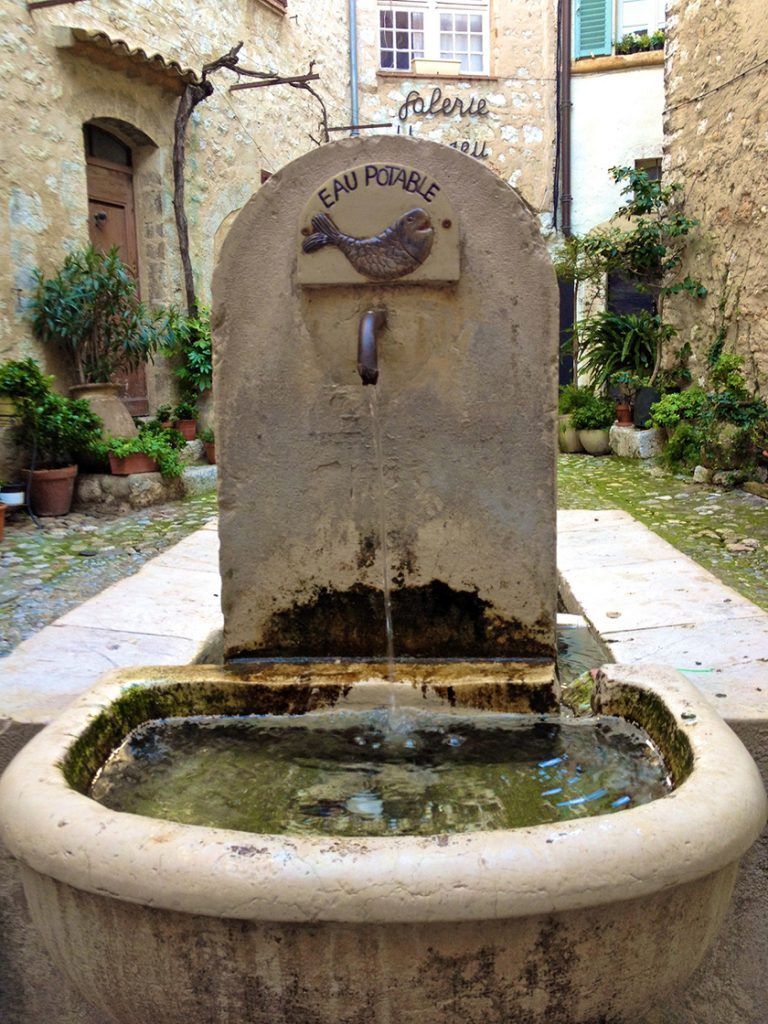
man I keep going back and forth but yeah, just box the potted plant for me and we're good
[173,399,199,441]
[557,385,592,453]
[1,358,102,515]
[570,394,615,455]
[93,424,185,479]
[608,372,639,426]
[200,427,215,464]
[155,404,174,429]
[28,245,171,438]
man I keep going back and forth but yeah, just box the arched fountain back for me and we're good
[213,136,558,663]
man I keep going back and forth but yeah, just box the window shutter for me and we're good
[575,0,613,58]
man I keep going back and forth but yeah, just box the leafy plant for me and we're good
[615,29,665,55]
[576,311,672,389]
[199,427,214,444]
[570,395,615,431]
[0,358,52,403]
[173,399,199,421]
[161,305,213,400]
[558,384,594,415]
[649,388,707,430]
[555,166,705,385]
[155,404,173,424]
[29,245,170,384]
[92,425,185,478]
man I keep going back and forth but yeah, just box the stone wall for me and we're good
[664,0,768,393]
[355,0,558,229]
[0,0,351,479]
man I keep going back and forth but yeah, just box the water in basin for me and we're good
[90,706,670,837]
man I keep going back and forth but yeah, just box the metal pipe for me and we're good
[358,309,386,385]
[348,0,360,136]
[559,0,573,236]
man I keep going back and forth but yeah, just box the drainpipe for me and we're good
[558,0,573,236]
[348,0,360,136]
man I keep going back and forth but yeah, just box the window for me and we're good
[378,2,489,74]
[574,0,666,59]
[634,157,662,182]
[379,9,425,71]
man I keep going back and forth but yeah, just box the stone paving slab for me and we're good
[558,508,768,721]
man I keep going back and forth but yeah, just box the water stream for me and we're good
[367,387,395,680]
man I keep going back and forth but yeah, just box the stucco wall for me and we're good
[664,0,768,393]
[355,0,558,228]
[571,64,664,234]
[0,0,350,460]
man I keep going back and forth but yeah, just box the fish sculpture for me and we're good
[302,207,434,280]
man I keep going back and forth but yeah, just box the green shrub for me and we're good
[173,399,199,421]
[161,305,213,400]
[570,395,615,431]
[199,427,214,444]
[661,422,705,470]
[92,424,185,478]
[29,245,169,384]
[576,311,673,390]
[558,384,593,415]
[649,387,707,430]
[1,358,102,467]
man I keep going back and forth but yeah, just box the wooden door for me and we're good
[86,154,149,415]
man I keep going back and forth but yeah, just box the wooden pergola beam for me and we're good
[27,0,87,11]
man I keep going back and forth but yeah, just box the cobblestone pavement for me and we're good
[0,494,217,657]
[558,455,768,611]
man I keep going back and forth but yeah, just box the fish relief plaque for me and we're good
[297,163,460,286]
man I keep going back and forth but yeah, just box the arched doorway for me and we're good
[84,123,148,415]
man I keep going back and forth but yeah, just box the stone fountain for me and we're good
[0,137,764,1024]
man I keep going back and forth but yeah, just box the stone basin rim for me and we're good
[0,662,764,925]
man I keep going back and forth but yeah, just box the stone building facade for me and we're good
[1,0,350,436]
[664,0,768,393]
[354,0,559,229]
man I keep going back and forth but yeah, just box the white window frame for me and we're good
[617,0,666,38]
[378,1,490,75]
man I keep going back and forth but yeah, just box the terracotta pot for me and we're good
[204,442,216,465]
[0,483,26,507]
[108,454,159,476]
[557,414,583,453]
[615,403,633,426]
[0,502,6,542]
[175,419,197,441]
[25,465,77,517]
[578,429,612,456]
[69,383,137,439]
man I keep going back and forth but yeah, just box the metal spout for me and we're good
[357,308,387,385]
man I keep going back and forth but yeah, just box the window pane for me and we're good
[395,10,408,28]
[380,50,394,68]
[413,45,424,58]
[441,32,453,49]
[396,50,410,69]
[380,30,393,47]
[470,14,482,32]
[455,13,467,31]
[469,53,483,71]
[396,30,408,48]
[412,12,423,28]
[440,14,452,29]
[459,53,469,71]
[470,35,482,52]
[412,31,424,48]
[380,10,392,28]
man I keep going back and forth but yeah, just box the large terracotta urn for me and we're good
[69,383,137,439]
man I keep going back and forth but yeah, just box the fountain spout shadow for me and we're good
[358,308,386,385]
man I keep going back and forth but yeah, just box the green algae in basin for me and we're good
[89,709,672,837]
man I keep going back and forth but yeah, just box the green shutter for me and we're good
[575,0,613,58]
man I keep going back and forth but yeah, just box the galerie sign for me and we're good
[297,163,460,286]
[396,87,491,161]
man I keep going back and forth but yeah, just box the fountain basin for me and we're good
[0,661,764,1024]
